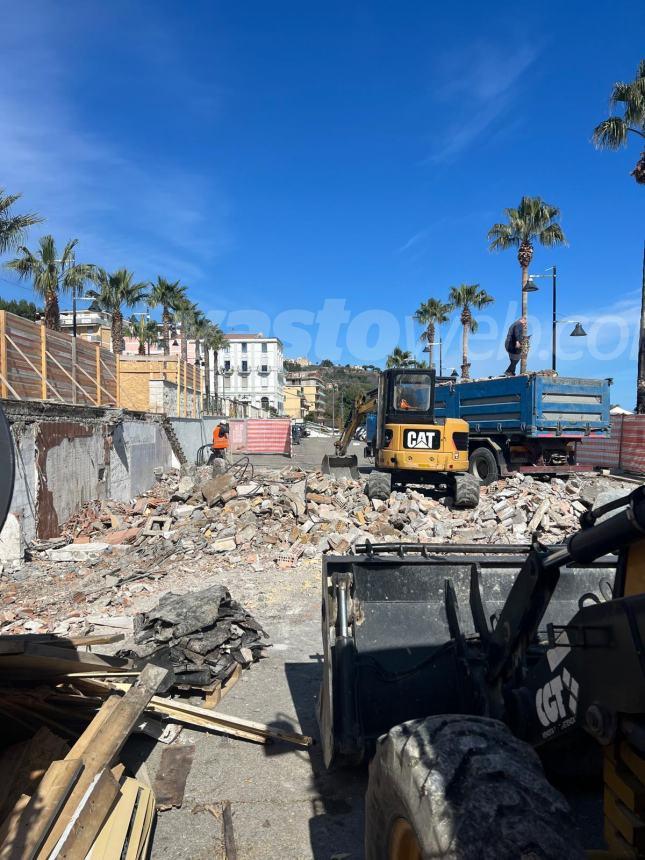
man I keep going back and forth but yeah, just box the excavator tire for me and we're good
[367,470,392,501]
[452,472,480,509]
[365,715,584,860]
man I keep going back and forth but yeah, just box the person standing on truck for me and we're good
[504,316,526,376]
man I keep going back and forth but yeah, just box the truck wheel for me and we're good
[365,715,584,860]
[468,446,500,485]
[367,471,392,501]
[452,473,480,509]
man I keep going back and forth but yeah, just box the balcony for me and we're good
[238,365,251,376]
[257,365,271,374]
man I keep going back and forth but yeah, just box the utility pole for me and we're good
[638,241,645,413]
[551,266,557,373]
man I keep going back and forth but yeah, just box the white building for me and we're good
[216,334,284,414]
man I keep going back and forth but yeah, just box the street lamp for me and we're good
[423,339,443,376]
[526,266,587,373]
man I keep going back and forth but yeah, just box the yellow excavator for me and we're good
[322,368,480,508]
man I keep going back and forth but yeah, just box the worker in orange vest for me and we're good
[208,422,229,464]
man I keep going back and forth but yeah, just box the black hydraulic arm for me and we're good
[486,486,645,687]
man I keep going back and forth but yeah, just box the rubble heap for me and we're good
[1,461,629,639]
[122,585,269,691]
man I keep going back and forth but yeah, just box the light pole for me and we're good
[423,339,443,376]
[527,266,586,373]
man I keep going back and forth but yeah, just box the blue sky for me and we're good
[1,1,644,406]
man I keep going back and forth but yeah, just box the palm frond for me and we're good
[593,116,629,149]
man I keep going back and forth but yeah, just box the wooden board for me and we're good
[0,728,70,824]
[222,801,238,860]
[47,768,120,860]
[0,759,83,860]
[38,665,169,859]
[153,744,195,810]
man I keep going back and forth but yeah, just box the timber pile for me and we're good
[121,586,269,694]
[0,633,312,859]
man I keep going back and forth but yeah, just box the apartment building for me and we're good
[59,309,112,349]
[217,334,284,414]
[284,371,327,422]
[283,384,310,419]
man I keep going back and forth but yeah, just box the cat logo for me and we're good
[403,429,440,450]
[536,667,578,728]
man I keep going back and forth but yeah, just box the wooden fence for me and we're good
[0,311,118,407]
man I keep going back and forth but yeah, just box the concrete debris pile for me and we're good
[121,585,269,692]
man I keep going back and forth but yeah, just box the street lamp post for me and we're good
[423,339,443,376]
[527,266,586,373]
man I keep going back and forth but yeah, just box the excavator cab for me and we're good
[322,368,479,508]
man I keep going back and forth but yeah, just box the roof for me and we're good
[224,333,283,346]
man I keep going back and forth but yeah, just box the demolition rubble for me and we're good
[0,462,628,639]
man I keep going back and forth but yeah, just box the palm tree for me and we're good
[174,297,199,364]
[88,269,148,354]
[414,297,452,371]
[128,314,159,356]
[488,197,567,372]
[0,190,42,255]
[148,277,186,355]
[204,324,228,410]
[593,60,645,184]
[6,236,95,330]
[448,284,494,380]
[386,347,415,368]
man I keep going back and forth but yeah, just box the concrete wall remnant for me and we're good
[0,400,173,560]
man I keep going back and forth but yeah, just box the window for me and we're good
[261,364,268,373]
[392,373,433,412]
[241,360,248,372]
[261,396,269,410]
[261,342,267,353]
[241,342,247,353]
[224,360,231,371]
[240,376,248,390]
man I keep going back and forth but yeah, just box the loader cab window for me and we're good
[393,373,433,413]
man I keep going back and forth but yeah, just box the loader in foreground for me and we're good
[321,368,480,508]
[319,487,645,857]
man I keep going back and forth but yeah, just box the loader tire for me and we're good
[367,471,392,501]
[451,472,480,509]
[365,715,584,860]
[468,446,500,485]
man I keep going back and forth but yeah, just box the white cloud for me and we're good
[426,40,540,163]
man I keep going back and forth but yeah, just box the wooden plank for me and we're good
[0,759,83,860]
[44,349,97,406]
[0,796,30,853]
[46,768,120,860]
[124,784,154,860]
[4,333,64,403]
[40,325,47,400]
[222,801,237,860]
[39,665,169,858]
[85,778,139,860]
[65,697,121,762]
[0,311,8,399]
[153,744,195,810]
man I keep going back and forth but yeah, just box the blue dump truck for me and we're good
[433,373,611,484]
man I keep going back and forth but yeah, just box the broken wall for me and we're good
[0,401,173,561]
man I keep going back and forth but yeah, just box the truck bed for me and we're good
[435,375,610,438]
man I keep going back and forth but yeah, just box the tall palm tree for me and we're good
[0,190,42,255]
[6,236,95,330]
[414,297,452,371]
[174,297,199,363]
[593,62,645,412]
[386,347,415,368]
[127,314,158,356]
[88,269,148,354]
[488,197,567,372]
[205,324,228,410]
[448,284,494,380]
[148,277,186,355]
[593,59,645,184]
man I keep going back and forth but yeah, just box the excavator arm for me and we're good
[321,389,377,480]
[334,391,377,456]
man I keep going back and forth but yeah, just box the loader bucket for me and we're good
[318,543,617,769]
[321,454,360,480]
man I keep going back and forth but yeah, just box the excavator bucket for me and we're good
[318,542,617,769]
[321,454,360,481]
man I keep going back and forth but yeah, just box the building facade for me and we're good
[59,310,112,349]
[284,371,327,422]
[283,384,310,419]
[216,334,284,415]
